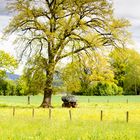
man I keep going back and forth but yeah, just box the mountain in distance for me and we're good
[6,72,20,80]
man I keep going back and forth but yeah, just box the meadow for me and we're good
[0,95,140,140]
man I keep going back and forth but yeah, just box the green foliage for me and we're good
[90,82,123,96]
[61,61,82,93]
[0,79,7,95]
[21,56,48,95]
[0,79,17,96]
[0,50,18,71]
[123,49,140,95]
[0,50,18,96]
[5,80,16,96]
[109,48,128,87]
[62,53,116,95]
[15,78,28,96]
[75,82,122,96]
[0,50,18,78]
[110,48,140,95]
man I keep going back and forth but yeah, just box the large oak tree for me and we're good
[5,0,130,107]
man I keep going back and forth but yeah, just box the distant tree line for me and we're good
[1,48,140,96]
[0,78,38,96]
[61,48,140,96]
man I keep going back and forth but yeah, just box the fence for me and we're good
[27,97,133,104]
[87,98,130,103]
[8,107,132,123]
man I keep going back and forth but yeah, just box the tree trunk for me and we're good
[40,88,53,108]
[135,79,137,95]
[3,89,6,96]
[40,63,55,108]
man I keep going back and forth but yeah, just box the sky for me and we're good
[0,0,140,74]
[114,0,140,51]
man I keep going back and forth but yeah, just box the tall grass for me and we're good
[0,107,140,140]
[0,116,139,139]
[0,95,140,140]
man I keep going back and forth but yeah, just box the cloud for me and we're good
[114,0,140,51]
[114,0,140,18]
[0,0,10,16]
[0,0,13,32]
[0,15,11,32]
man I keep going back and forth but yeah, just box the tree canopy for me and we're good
[0,50,18,78]
[0,50,18,95]
[110,48,140,95]
[61,53,115,93]
[5,0,130,107]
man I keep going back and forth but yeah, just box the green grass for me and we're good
[0,95,140,107]
[0,95,140,140]
[0,107,140,140]
[0,118,140,140]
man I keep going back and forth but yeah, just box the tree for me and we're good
[0,50,18,78]
[22,56,46,95]
[4,79,17,96]
[5,0,130,107]
[0,79,7,95]
[61,61,82,94]
[110,48,140,95]
[88,81,122,96]
[0,50,17,96]
[61,53,115,95]
[15,78,27,96]
[123,49,140,95]
[109,48,128,87]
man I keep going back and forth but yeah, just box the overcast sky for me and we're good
[114,0,140,50]
[0,0,140,73]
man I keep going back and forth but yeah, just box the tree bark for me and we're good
[134,78,137,95]
[40,63,55,108]
[40,88,53,108]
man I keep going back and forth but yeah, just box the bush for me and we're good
[123,84,140,95]
[92,82,123,96]
[74,82,123,96]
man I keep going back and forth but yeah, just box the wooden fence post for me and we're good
[49,108,51,119]
[100,110,103,121]
[28,96,30,105]
[126,111,129,122]
[126,99,128,104]
[69,110,72,120]
[32,108,34,117]
[13,107,15,117]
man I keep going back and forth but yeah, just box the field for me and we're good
[0,95,140,140]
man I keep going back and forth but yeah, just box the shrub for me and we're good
[92,82,123,96]
[74,82,123,96]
